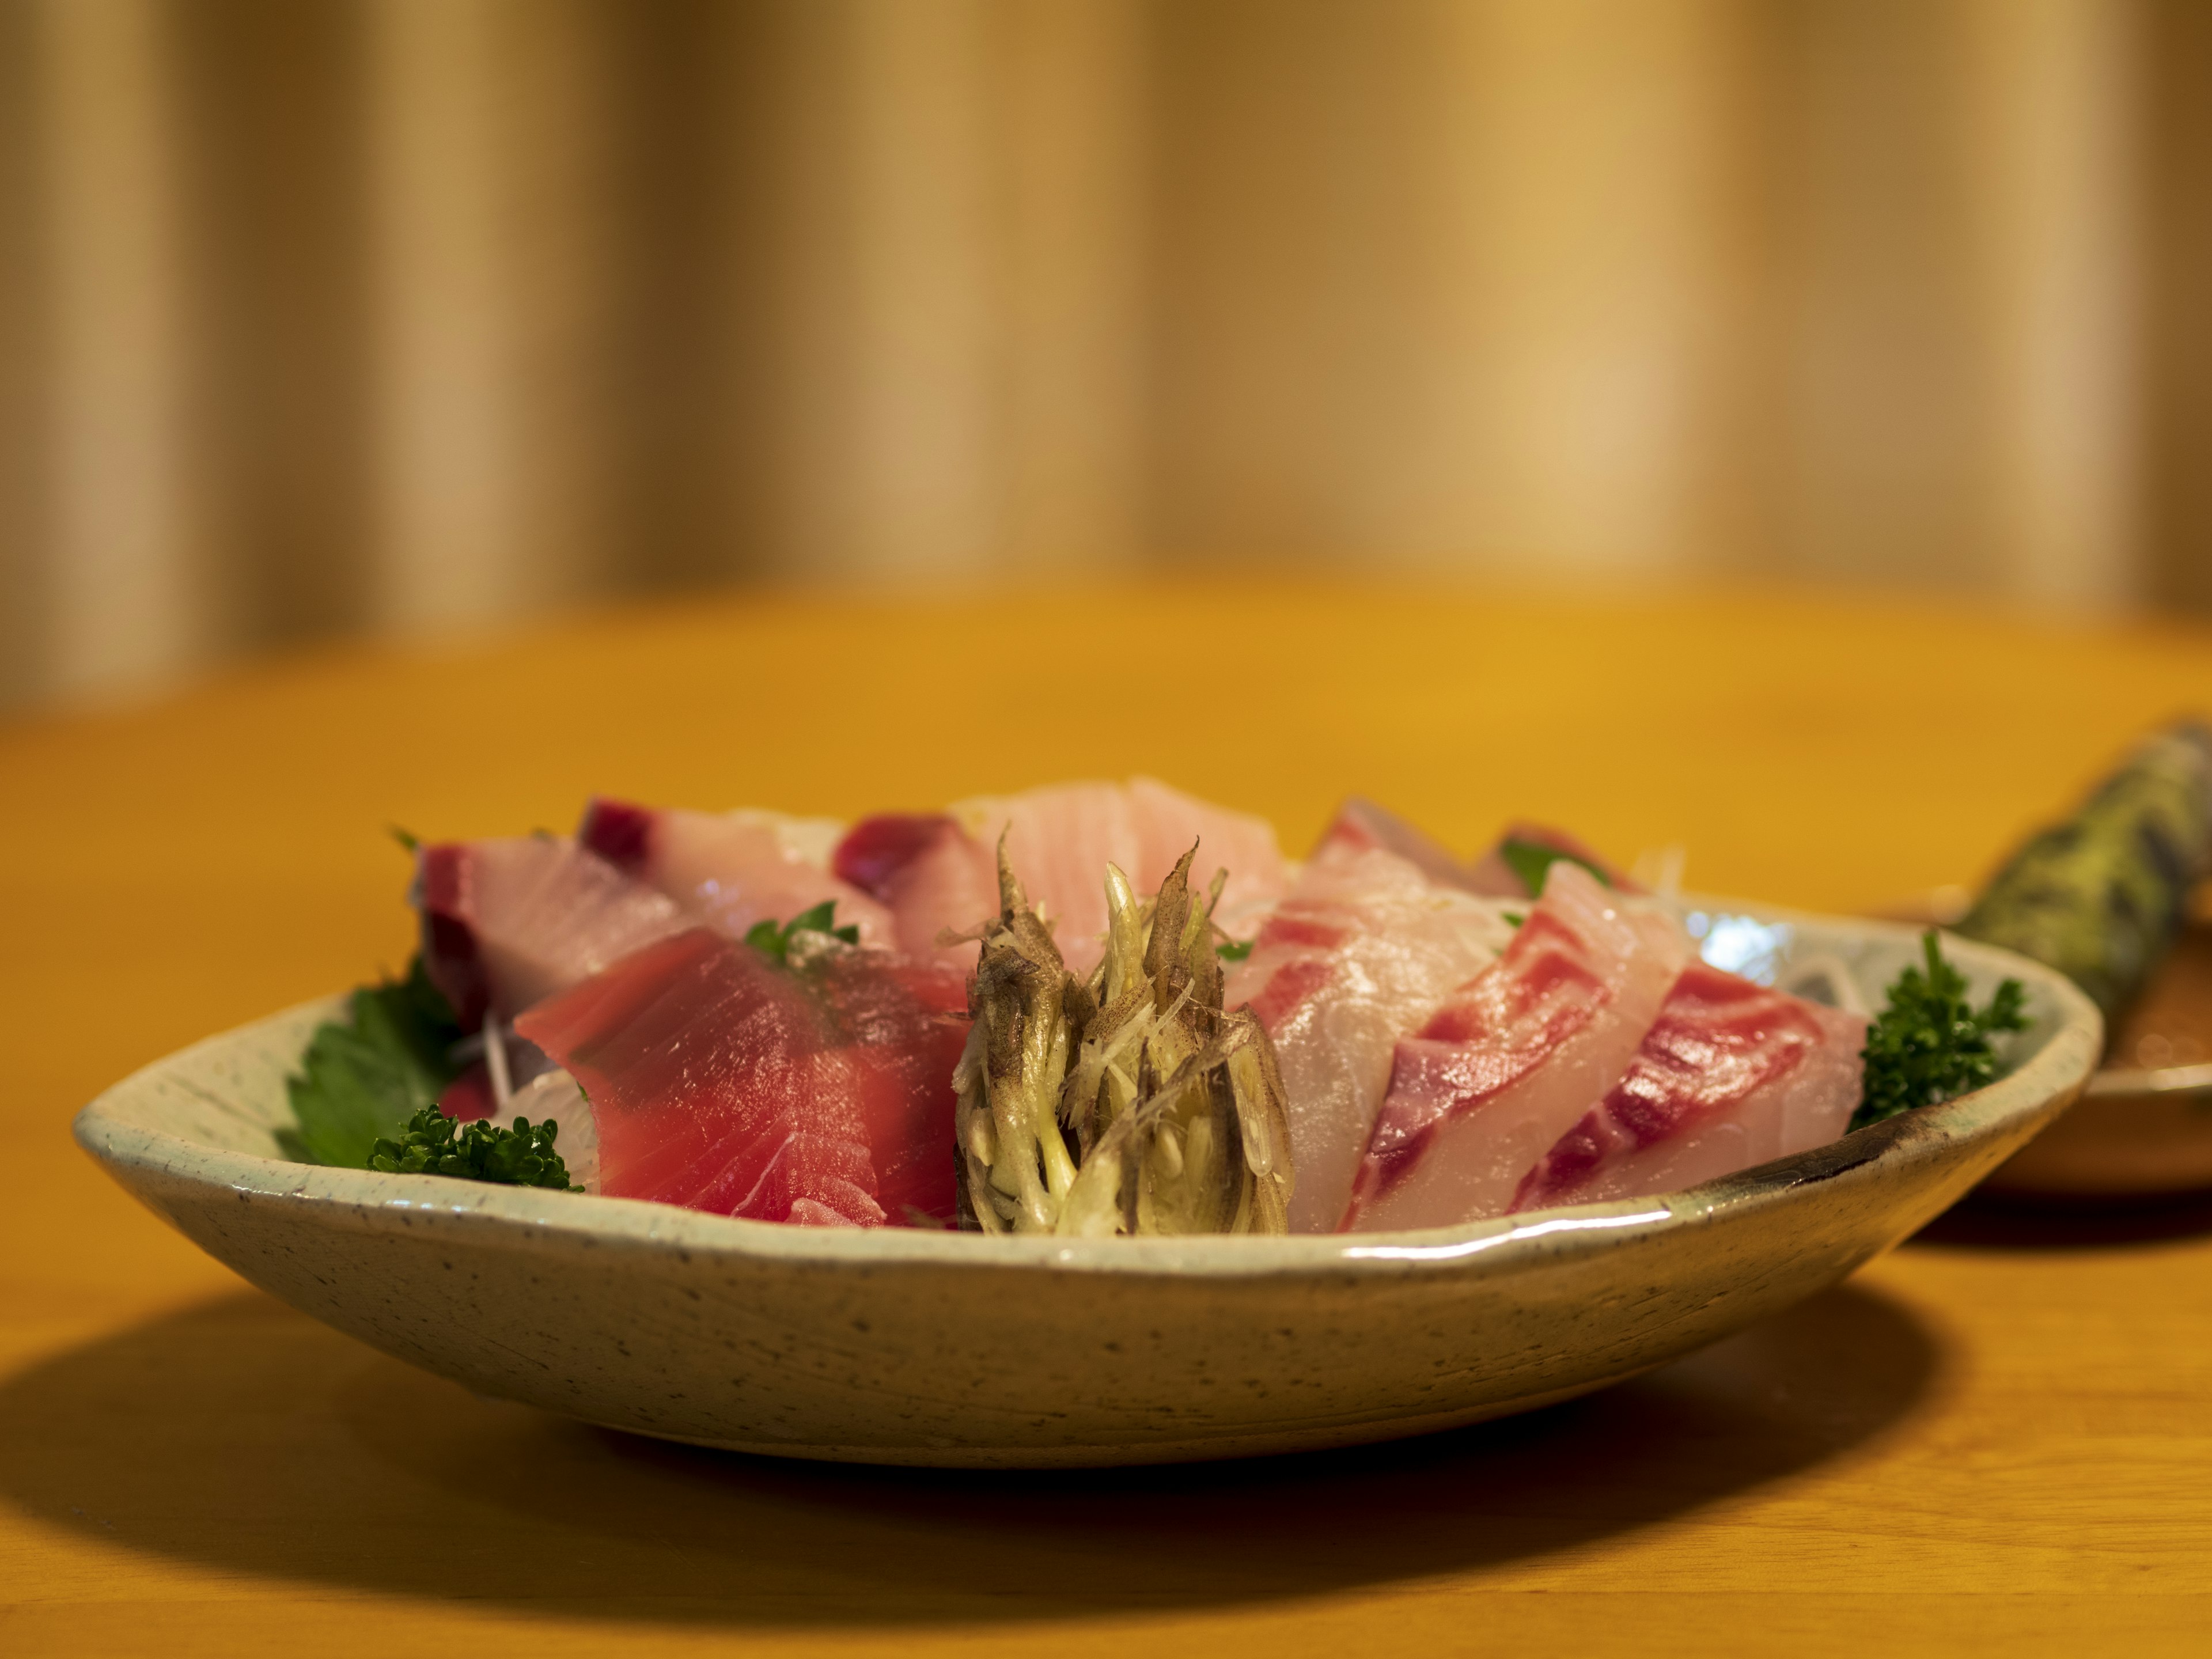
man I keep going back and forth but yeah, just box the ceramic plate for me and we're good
[76,905,2099,1468]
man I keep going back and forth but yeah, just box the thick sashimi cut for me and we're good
[816,950,971,1224]
[687,1116,882,1225]
[579,797,895,947]
[952,781,1140,978]
[514,926,967,1226]
[1510,965,1867,1213]
[1123,777,1291,939]
[832,812,957,897]
[1466,821,1645,898]
[836,779,1289,979]
[1222,838,1519,1233]
[415,837,687,1025]
[1344,861,1691,1232]
[1310,797,1488,895]
[834,813,998,969]
[516,927,846,1217]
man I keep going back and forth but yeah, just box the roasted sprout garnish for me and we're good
[953,839,1293,1236]
[953,844,1082,1232]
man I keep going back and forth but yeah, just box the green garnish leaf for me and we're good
[1215,938,1255,963]
[787,899,838,935]
[388,824,420,853]
[746,901,862,963]
[280,958,465,1167]
[369,1106,579,1191]
[1500,838,1611,898]
[1501,910,1525,928]
[1853,931,2029,1130]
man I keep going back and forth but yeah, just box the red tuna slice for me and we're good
[816,950,971,1224]
[415,836,688,1025]
[834,813,998,971]
[1344,860,1691,1232]
[838,781,1290,979]
[579,797,896,948]
[1510,965,1868,1214]
[1465,821,1645,899]
[515,927,967,1226]
[1222,838,1518,1233]
[1310,798,1487,895]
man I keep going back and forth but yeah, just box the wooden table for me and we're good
[5,582,2210,1656]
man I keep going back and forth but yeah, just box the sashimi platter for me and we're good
[78,779,2101,1465]
[384,784,1889,1236]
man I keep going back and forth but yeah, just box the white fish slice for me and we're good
[1225,837,1518,1233]
[1345,861,1692,1232]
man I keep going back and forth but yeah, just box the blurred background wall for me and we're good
[2,0,2206,710]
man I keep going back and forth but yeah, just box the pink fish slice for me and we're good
[833,812,998,971]
[579,797,895,948]
[1344,860,1691,1232]
[1225,827,1516,1233]
[1510,963,1868,1214]
[414,835,687,1024]
[835,779,1290,978]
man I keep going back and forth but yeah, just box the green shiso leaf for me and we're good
[745,900,862,963]
[1215,938,1255,963]
[1852,931,2029,1131]
[369,1105,579,1191]
[1500,837,1611,898]
[279,957,465,1167]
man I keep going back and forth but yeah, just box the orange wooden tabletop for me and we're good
[5,581,2211,1657]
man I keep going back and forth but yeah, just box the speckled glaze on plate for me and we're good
[75,908,2099,1468]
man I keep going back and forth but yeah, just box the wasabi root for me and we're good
[1957,720,2212,1026]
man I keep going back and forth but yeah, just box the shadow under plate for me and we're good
[0,1283,1937,1626]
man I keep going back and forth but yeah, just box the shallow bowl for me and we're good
[75,908,2099,1468]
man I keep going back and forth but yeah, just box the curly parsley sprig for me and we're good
[369,1105,581,1190]
[1852,931,2029,1131]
